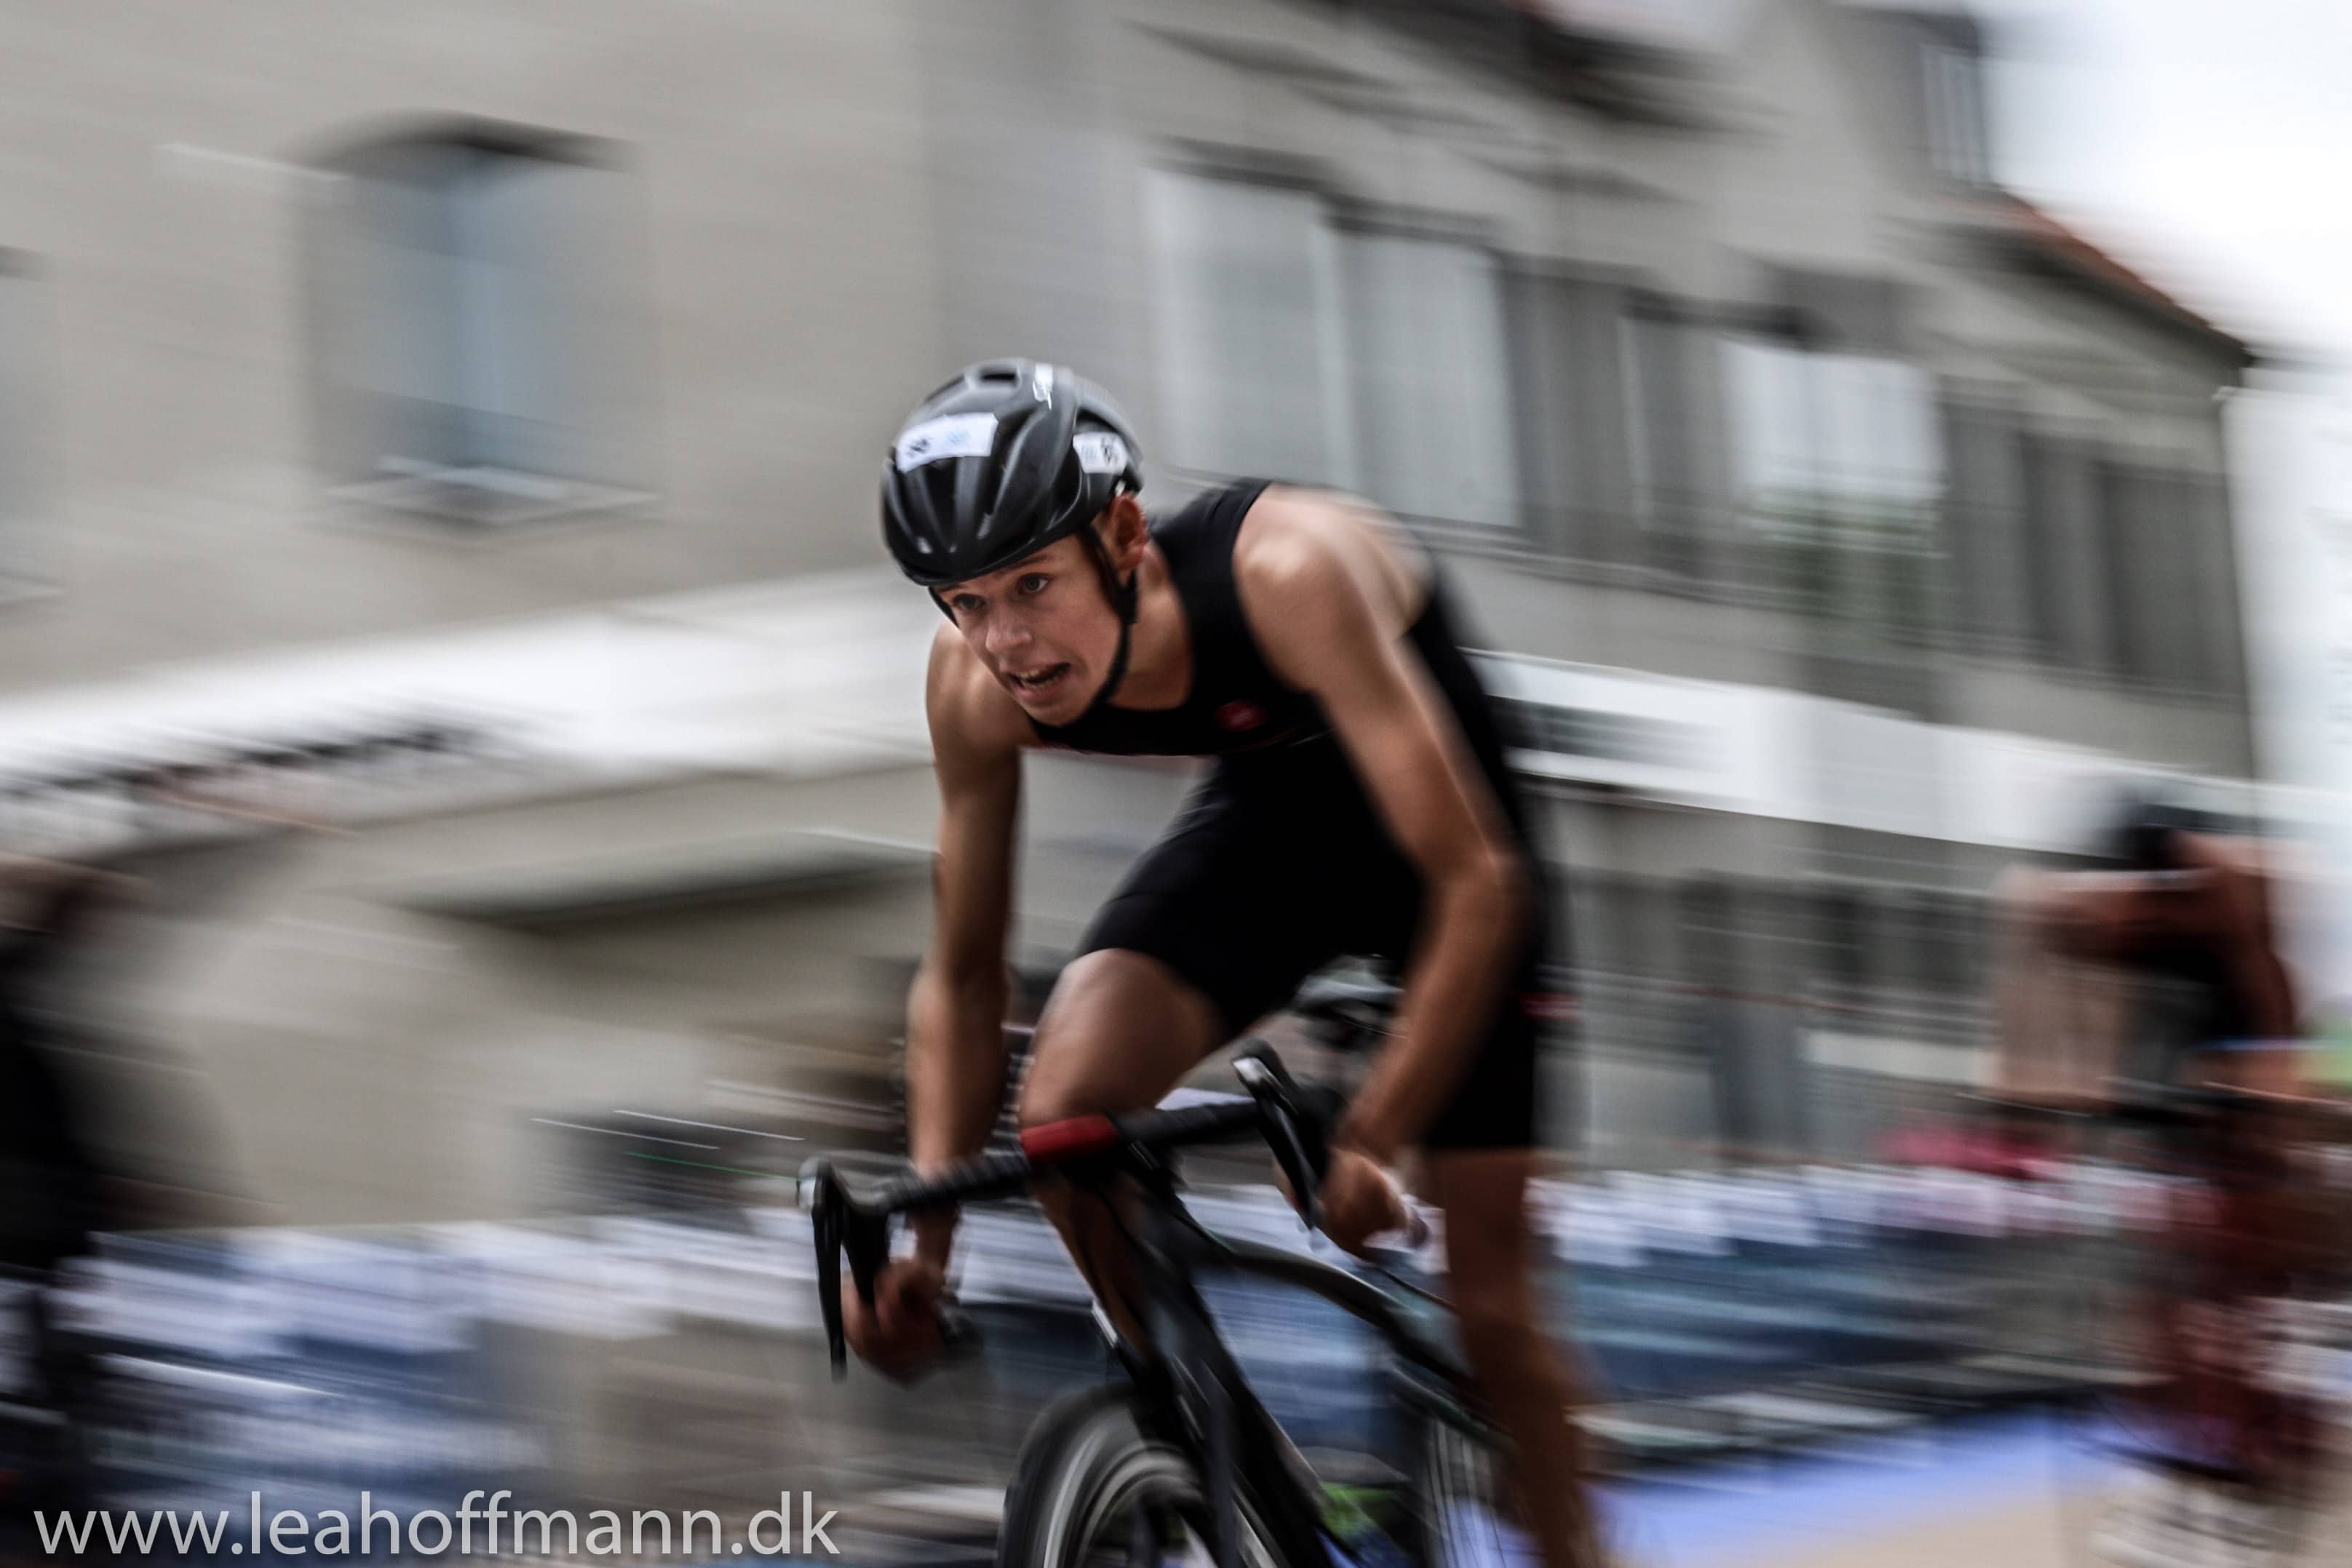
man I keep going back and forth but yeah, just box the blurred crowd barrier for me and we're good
[9,1145,2348,1540]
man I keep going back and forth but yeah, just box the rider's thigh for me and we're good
[1018,948,1225,1128]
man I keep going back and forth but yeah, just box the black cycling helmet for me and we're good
[881,360,1147,715]
[880,359,1143,595]
[2095,777,2225,870]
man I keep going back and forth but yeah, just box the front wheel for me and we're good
[1392,1368,1527,1568]
[997,1386,1295,1568]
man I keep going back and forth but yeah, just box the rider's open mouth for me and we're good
[1006,664,1071,697]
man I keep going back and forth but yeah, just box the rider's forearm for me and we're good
[1342,850,1533,1161]
[1990,873,2056,1093]
[905,959,1012,1265]
[2236,946,2300,1044]
[2225,877,2300,1043]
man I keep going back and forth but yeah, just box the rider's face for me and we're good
[938,530,1119,724]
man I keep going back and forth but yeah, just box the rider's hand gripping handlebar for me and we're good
[801,1155,984,1382]
[801,1157,883,1378]
[803,1043,1377,1382]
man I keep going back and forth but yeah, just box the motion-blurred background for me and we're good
[2,1,2348,1561]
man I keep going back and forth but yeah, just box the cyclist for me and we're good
[1989,782,2327,1516]
[843,361,1600,1567]
[1993,781,2303,1104]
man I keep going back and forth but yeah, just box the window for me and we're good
[2014,435,2241,693]
[1938,391,2033,650]
[0,249,48,601]
[1721,338,1944,624]
[1338,229,1520,530]
[1144,170,1354,489]
[1922,43,1992,186]
[2183,472,2249,699]
[1490,275,1720,577]
[1724,341,1941,539]
[1506,271,1638,563]
[1621,303,1709,574]
[2020,434,2111,673]
[2099,463,2174,685]
[305,122,655,529]
[1144,168,1520,531]
[2100,461,2243,692]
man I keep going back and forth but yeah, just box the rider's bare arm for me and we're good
[1236,490,1532,1162]
[2185,838,2303,1093]
[1989,867,2130,1104]
[2182,837,2300,1044]
[906,624,1030,1264]
[1995,843,2303,1098]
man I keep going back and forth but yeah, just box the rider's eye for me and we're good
[950,594,983,617]
[1017,573,1049,596]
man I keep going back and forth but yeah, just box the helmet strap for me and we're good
[1073,514,1140,720]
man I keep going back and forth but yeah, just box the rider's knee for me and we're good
[1015,1066,1101,1131]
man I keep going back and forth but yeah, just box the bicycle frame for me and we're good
[1132,1176,1326,1568]
[802,1042,1501,1568]
[1118,1161,1488,1568]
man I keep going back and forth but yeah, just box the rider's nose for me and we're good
[987,614,1033,660]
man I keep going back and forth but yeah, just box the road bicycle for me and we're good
[802,1025,1526,1568]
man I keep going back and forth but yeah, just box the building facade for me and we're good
[0,0,2265,1217]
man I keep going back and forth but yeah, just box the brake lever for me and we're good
[803,1156,913,1383]
[1234,1046,1331,1233]
[801,1158,849,1377]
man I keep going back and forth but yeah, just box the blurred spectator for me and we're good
[0,856,135,1546]
[0,858,132,1274]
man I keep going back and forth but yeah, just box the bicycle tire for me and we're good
[1416,1422,1522,1568]
[997,1385,1299,1568]
[1388,1366,1527,1568]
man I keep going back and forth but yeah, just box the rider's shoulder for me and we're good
[926,627,1030,754]
[1233,489,1424,647]
[1238,485,1380,547]
[1233,488,1387,594]
[1240,485,1429,576]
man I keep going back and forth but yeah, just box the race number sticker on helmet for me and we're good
[894,413,998,472]
[1073,431,1129,476]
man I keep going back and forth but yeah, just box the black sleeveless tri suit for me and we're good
[1033,481,1554,1150]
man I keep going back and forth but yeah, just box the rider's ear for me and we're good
[1101,493,1148,574]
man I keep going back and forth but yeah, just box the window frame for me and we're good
[300,117,657,538]
[1140,153,1538,549]
[1921,41,1993,188]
